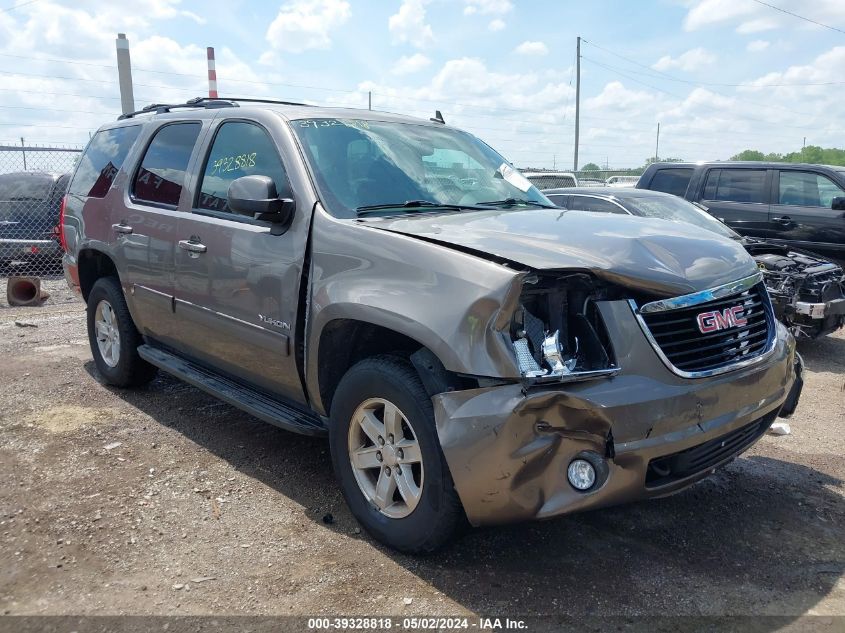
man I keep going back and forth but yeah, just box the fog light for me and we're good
[567,459,596,491]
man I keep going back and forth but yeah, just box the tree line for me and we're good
[730,146,845,166]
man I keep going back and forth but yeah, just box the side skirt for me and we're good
[138,344,328,437]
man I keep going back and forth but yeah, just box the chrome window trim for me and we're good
[638,272,763,314]
[629,275,777,379]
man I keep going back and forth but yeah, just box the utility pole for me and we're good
[115,33,135,115]
[368,91,372,111]
[573,36,581,172]
[655,122,660,163]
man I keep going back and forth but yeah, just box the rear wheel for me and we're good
[86,276,157,387]
[329,355,464,553]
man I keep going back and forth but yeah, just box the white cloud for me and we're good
[653,47,716,72]
[388,0,434,48]
[391,53,431,75]
[684,0,845,33]
[747,39,770,52]
[514,41,548,56]
[265,0,351,53]
[488,18,506,31]
[463,0,513,15]
[586,81,656,112]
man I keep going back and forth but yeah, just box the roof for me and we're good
[648,161,845,171]
[0,171,64,182]
[543,186,673,199]
[105,97,441,130]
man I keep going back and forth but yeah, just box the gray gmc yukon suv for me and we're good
[62,98,802,552]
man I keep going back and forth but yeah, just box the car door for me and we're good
[768,169,845,261]
[171,117,308,403]
[698,167,774,238]
[119,121,206,345]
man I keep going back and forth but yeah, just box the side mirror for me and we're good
[228,175,295,235]
[831,197,845,211]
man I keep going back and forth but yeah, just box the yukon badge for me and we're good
[696,306,748,334]
[258,314,291,330]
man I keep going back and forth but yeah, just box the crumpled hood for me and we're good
[366,208,758,296]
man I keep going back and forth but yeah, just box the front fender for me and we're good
[306,207,526,411]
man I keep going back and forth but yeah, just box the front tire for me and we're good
[329,355,464,553]
[86,276,157,387]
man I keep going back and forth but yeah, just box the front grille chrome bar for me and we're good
[638,272,763,314]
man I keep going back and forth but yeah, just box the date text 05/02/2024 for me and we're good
[307,617,528,630]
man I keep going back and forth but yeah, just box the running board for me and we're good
[138,345,327,437]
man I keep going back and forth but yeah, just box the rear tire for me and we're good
[329,355,464,553]
[86,276,157,387]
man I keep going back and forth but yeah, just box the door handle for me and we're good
[112,223,133,235]
[178,239,207,254]
[771,216,792,225]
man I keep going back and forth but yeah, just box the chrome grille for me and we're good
[633,275,775,377]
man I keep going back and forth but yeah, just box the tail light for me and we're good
[57,195,67,251]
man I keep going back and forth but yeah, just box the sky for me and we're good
[1,0,845,169]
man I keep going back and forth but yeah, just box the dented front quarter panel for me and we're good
[435,300,798,526]
[306,206,525,414]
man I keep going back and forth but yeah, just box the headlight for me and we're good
[511,273,619,384]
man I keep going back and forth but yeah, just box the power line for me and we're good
[581,57,823,127]
[0,54,584,122]
[749,0,845,35]
[0,0,41,13]
[581,38,844,88]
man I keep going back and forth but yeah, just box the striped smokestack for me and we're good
[207,47,218,98]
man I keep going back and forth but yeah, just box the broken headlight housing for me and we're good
[511,273,619,385]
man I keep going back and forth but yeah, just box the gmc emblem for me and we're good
[696,306,748,333]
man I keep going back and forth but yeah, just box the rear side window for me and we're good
[703,169,767,204]
[647,168,692,197]
[69,125,141,198]
[778,171,845,208]
[568,196,627,214]
[197,121,289,214]
[133,123,201,208]
[545,194,568,207]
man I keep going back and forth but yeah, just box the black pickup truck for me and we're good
[637,161,845,266]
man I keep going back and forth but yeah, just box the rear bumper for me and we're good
[62,254,81,294]
[433,318,798,527]
[0,238,62,261]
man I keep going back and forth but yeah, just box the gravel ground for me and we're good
[0,281,843,623]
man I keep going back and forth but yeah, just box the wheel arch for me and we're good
[314,316,469,417]
[77,248,119,302]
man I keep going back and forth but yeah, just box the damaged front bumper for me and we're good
[433,302,799,527]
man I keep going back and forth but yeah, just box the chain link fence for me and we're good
[0,145,81,289]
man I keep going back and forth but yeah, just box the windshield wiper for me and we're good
[479,198,558,209]
[356,200,493,217]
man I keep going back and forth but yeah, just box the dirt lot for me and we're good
[0,279,843,624]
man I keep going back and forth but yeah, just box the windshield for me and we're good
[290,118,551,218]
[625,195,740,240]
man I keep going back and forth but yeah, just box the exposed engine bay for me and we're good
[747,242,845,338]
[510,272,620,383]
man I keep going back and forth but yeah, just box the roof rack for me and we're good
[117,96,312,120]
